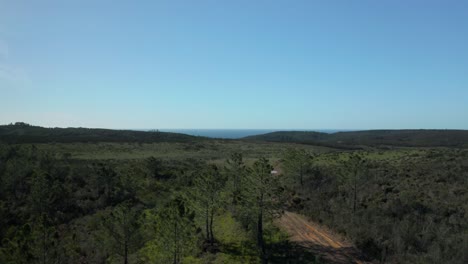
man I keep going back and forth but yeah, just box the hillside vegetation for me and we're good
[0,122,204,144]
[282,148,468,263]
[1,124,467,263]
[244,130,468,148]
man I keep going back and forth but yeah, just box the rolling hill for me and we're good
[0,123,205,143]
[243,129,468,148]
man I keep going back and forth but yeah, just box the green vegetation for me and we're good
[1,125,467,263]
[284,149,468,263]
[0,122,204,143]
[0,134,297,263]
[245,129,468,148]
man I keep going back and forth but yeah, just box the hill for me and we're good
[244,129,468,148]
[0,122,205,143]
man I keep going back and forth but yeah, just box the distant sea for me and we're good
[147,129,347,139]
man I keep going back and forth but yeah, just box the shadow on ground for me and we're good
[269,240,318,264]
[269,240,369,264]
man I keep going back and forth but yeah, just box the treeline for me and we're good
[0,144,289,263]
[3,138,465,263]
[0,123,204,144]
[281,148,468,263]
[245,130,468,148]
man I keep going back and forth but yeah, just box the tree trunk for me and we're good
[257,210,267,264]
[205,206,210,241]
[209,207,215,245]
[257,191,266,264]
[42,223,47,264]
[124,241,128,264]
[300,165,303,186]
[173,220,178,264]
[353,172,357,214]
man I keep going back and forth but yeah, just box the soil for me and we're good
[277,211,372,264]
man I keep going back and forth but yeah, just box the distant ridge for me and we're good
[0,122,205,143]
[154,129,344,139]
[243,129,468,148]
[2,123,467,148]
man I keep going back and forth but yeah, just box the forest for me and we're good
[0,124,467,263]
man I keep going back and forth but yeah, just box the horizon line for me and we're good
[3,123,468,131]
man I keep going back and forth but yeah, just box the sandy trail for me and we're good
[277,211,371,264]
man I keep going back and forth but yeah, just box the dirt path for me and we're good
[276,211,371,264]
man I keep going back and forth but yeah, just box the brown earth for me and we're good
[277,211,372,264]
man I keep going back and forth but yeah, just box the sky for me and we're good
[1,0,467,130]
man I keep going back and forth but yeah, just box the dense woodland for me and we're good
[245,130,468,148]
[283,148,468,263]
[0,123,205,144]
[0,142,289,263]
[1,124,467,263]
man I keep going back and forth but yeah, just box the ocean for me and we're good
[154,129,345,139]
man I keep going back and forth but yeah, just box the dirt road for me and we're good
[277,211,371,264]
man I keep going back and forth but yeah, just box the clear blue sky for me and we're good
[1,0,467,129]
